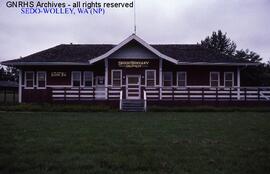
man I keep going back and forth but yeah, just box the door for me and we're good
[95,76,105,99]
[126,75,141,99]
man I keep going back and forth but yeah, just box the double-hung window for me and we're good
[210,72,220,87]
[177,72,187,87]
[145,70,156,87]
[112,70,122,87]
[72,71,81,87]
[25,71,34,88]
[84,71,93,87]
[163,72,173,87]
[37,71,46,88]
[224,72,234,87]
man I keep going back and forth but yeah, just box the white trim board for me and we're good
[111,69,122,87]
[224,72,235,87]
[36,71,47,89]
[145,69,157,87]
[210,72,220,87]
[71,71,82,87]
[176,71,187,87]
[163,72,173,86]
[2,61,259,67]
[126,75,141,100]
[177,62,258,66]
[83,71,94,87]
[24,71,35,89]
[2,62,90,66]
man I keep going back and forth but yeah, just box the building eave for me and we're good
[1,62,90,66]
[177,62,259,66]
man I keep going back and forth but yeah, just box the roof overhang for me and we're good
[89,34,179,64]
[176,62,259,66]
[1,62,90,66]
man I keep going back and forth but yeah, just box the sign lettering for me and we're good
[118,61,150,68]
[51,72,67,77]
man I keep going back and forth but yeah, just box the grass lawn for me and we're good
[0,112,270,174]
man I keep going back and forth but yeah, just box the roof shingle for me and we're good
[2,43,251,64]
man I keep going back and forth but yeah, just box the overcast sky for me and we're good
[0,0,269,62]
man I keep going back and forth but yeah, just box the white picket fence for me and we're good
[51,87,122,101]
[145,87,270,101]
[50,87,270,102]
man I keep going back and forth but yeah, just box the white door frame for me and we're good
[126,75,141,100]
[95,76,105,87]
[95,76,106,100]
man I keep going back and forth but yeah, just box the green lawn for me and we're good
[0,112,270,174]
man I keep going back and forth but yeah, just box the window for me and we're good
[145,70,156,87]
[177,72,187,87]
[210,72,220,87]
[37,71,46,88]
[25,71,34,88]
[112,70,122,87]
[224,72,234,87]
[163,72,173,86]
[84,71,93,87]
[72,71,81,87]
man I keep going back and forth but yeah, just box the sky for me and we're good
[0,0,269,62]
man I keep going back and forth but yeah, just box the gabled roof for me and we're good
[89,34,178,64]
[152,45,252,64]
[2,44,114,65]
[1,34,257,66]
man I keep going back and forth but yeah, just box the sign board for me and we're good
[51,72,67,77]
[118,61,150,68]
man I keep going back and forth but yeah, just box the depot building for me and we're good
[3,34,265,109]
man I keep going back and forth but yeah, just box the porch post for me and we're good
[237,67,241,100]
[105,58,108,99]
[159,59,162,100]
[18,69,22,103]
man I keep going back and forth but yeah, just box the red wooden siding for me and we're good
[18,58,242,103]
[108,59,160,86]
[163,61,238,86]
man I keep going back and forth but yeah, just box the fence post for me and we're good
[78,87,81,101]
[64,88,66,104]
[187,87,190,101]
[160,87,162,100]
[229,88,232,102]
[106,86,110,100]
[202,88,204,103]
[93,87,95,101]
[215,87,218,102]
[244,88,247,101]
[258,88,260,101]
[172,87,175,101]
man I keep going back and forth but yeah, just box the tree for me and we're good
[0,66,5,80]
[201,30,237,56]
[233,49,267,86]
[0,65,19,82]
[6,66,19,82]
[200,30,270,86]
[235,49,262,63]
